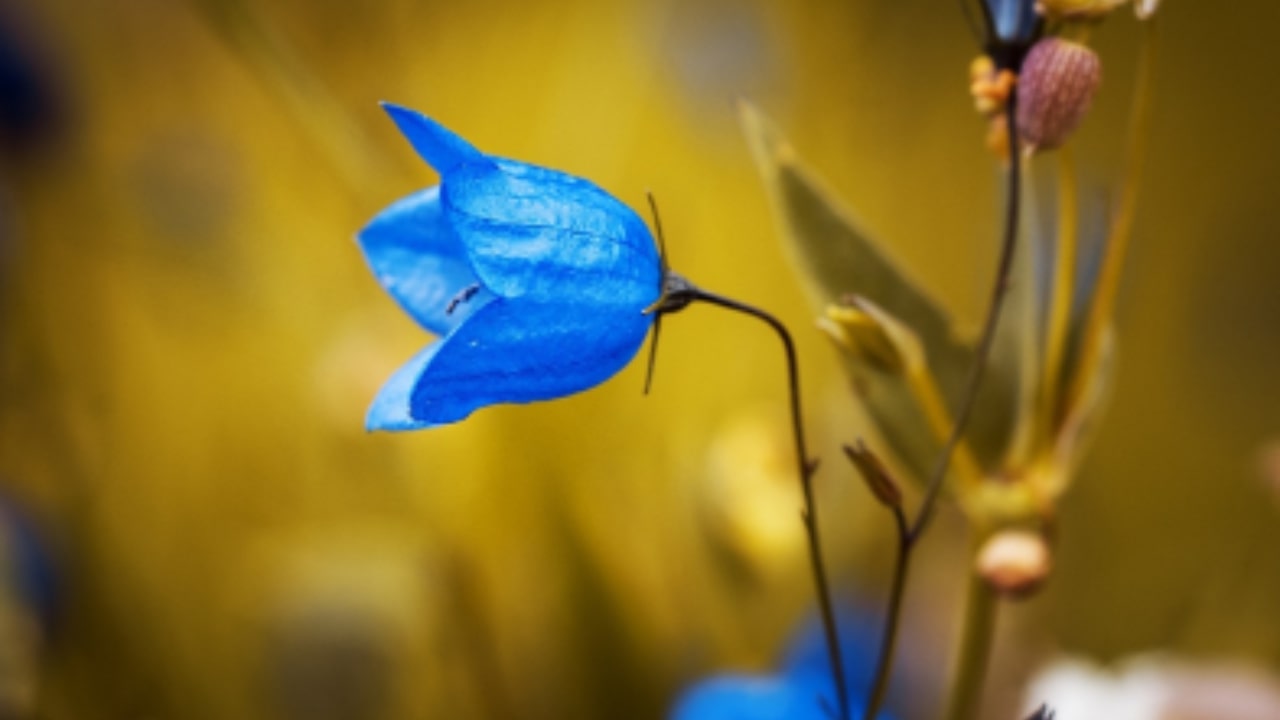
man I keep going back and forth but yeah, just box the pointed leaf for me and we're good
[741,102,1017,474]
[820,298,985,487]
[992,163,1051,468]
[1046,324,1115,499]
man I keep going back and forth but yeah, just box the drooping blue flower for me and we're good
[671,610,898,720]
[358,104,661,431]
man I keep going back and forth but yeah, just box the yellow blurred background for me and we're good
[0,0,1277,718]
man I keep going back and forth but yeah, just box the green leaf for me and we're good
[1050,324,1115,496]
[993,163,1050,469]
[739,101,1018,477]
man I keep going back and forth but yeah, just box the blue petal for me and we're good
[405,296,653,426]
[357,186,493,335]
[380,102,492,177]
[782,610,880,688]
[671,675,831,720]
[366,343,442,431]
[443,158,661,307]
[670,610,898,720]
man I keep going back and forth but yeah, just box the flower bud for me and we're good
[1016,38,1101,153]
[843,440,902,510]
[819,298,916,375]
[976,529,1052,598]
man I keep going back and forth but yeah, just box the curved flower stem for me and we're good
[678,287,851,720]
[861,92,1023,720]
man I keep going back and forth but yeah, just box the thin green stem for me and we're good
[910,91,1022,542]
[943,568,998,720]
[861,507,909,720]
[682,288,851,720]
[1041,146,1078,433]
[860,87,1022,720]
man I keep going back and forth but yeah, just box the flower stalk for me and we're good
[846,441,909,720]
[943,566,999,720]
[859,89,1024,720]
[653,278,851,720]
[912,89,1023,541]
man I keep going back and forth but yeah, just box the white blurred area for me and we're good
[1025,655,1280,720]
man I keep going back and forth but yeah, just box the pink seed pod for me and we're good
[1016,38,1102,152]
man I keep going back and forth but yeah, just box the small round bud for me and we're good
[976,529,1052,598]
[1016,38,1102,153]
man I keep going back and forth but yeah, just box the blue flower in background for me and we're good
[358,104,661,430]
[983,0,1039,46]
[672,610,897,720]
[0,493,60,635]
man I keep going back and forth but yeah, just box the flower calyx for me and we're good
[638,228,703,394]
[645,269,700,317]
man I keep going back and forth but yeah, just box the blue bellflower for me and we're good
[358,104,661,430]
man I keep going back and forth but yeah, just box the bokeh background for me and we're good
[1,0,1278,718]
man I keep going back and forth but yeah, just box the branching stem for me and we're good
[910,94,1022,542]
[861,90,1023,720]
